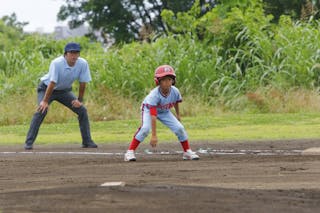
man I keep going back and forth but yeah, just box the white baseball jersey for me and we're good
[142,85,182,113]
[134,85,188,142]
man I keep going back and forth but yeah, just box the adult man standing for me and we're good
[24,42,97,150]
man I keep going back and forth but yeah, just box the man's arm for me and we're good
[38,81,55,113]
[78,82,86,102]
[72,82,86,108]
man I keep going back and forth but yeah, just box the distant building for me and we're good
[54,25,89,40]
[53,24,111,49]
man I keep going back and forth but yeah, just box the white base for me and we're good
[100,181,126,187]
[302,147,320,155]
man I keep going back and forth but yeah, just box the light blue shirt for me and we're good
[40,56,92,90]
[143,86,182,113]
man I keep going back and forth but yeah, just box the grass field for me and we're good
[1,112,320,145]
[2,113,320,213]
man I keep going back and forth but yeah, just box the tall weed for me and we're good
[3,1,320,125]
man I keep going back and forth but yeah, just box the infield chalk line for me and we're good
[0,149,304,156]
[0,151,123,156]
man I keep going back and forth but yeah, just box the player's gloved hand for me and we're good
[150,135,158,148]
[71,99,83,108]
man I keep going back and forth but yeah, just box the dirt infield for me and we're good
[1,140,320,213]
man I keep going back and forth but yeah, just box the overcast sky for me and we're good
[0,0,67,33]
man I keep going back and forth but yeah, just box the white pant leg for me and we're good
[158,111,188,142]
[134,108,151,142]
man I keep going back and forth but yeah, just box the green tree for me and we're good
[0,13,27,50]
[263,0,320,22]
[57,0,215,44]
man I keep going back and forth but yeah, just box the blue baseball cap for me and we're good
[64,42,81,52]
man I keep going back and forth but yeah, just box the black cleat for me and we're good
[24,144,33,150]
[82,141,98,148]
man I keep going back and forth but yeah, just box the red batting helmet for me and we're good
[154,65,176,85]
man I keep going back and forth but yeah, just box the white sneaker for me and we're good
[124,150,136,161]
[183,149,200,160]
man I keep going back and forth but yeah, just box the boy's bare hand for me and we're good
[150,136,158,147]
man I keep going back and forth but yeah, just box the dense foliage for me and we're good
[1,0,320,125]
[57,0,215,43]
[57,0,319,44]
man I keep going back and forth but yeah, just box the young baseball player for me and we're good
[24,42,97,150]
[124,65,199,161]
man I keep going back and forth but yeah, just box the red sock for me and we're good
[128,138,140,150]
[180,140,190,152]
